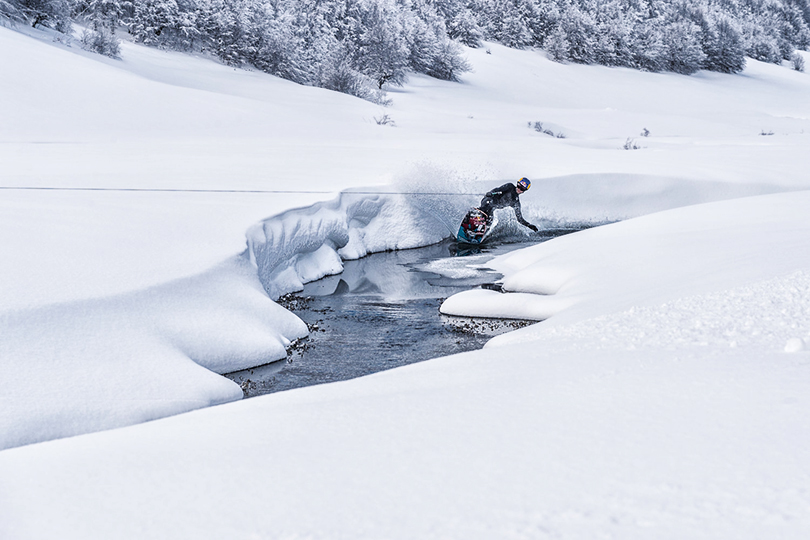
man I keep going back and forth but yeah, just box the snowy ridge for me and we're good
[246,190,464,299]
[494,269,810,354]
[0,257,308,451]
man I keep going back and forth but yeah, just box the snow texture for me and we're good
[0,256,307,450]
[3,23,810,540]
[247,190,452,299]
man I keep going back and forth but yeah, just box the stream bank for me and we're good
[227,229,584,397]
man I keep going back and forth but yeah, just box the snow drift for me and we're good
[0,256,307,451]
[442,190,810,332]
[247,191,452,299]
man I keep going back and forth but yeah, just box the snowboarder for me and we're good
[478,177,538,232]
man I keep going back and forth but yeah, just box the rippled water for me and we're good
[226,230,581,397]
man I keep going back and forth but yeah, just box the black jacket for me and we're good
[479,183,533,228]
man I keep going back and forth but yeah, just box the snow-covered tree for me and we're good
[591,0,635,67]
[10,0,71,30]
[791,50,806,69]
[702,15,746,73]
[350,0,409,88]
[544,24,568,61]
[659,20,706,74]
[14,0,809,98]
[1,0,26,24]
[482,0,534,48]
[426,36,471,79]
[129,0,198,49]
[554,4,597,63]
[743,20,784,62]
[630,17,667,71]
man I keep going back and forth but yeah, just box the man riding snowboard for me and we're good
[478,177,538,232]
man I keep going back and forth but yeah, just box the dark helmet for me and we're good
[517,177,531,191]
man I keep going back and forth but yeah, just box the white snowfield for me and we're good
[442,192,810,328]
[3,22,810,539]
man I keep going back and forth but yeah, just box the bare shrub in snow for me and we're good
[623,137,642,150]
[531,121,564,138]
[641,127,650,137]
[80,27,120,57]
[426,40,472,81]
[374,113,396,126]
[759,129,774,136]
[792,52,806,72]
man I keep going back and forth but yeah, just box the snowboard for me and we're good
[456,208,495,245]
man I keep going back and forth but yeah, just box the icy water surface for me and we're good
[226,229,581,397]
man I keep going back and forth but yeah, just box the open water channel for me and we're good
[225,228,582,397]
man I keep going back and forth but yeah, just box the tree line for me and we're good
[3,0,809,100]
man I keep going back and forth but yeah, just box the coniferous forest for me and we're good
[3,0,809,101]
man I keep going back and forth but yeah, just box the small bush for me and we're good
[374,113,396,126]
[80,28,120,58]
[759,129,774,136]
[623,137,641,150]
[641,127,650,137]
[531,121,565,138]
[791,52,805,72]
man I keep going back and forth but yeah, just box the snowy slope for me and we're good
[2,22,810,538]
[3,192,810,539]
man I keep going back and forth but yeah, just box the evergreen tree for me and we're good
[743,19,783,62]
[129,0,198,49]
[544,23,569,61]
[660,20,706,74]
[76,0,125,56]
[703,16,746,73]
[556,4,597,63]
[631,17,667,71]
[350,0,409,88]
[484,0,534,48]
[592,0,635,67]
[433,0,483,46]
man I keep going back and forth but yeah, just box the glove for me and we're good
[527,224,538,232]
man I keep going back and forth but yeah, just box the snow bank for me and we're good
[496,268,810,354]
[7,192,810,540]
[247,189,470,298]
[4,192,810,539]
[0,255,307,450]
[441,190,810,337]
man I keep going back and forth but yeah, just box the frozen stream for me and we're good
[226,229,582,397]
